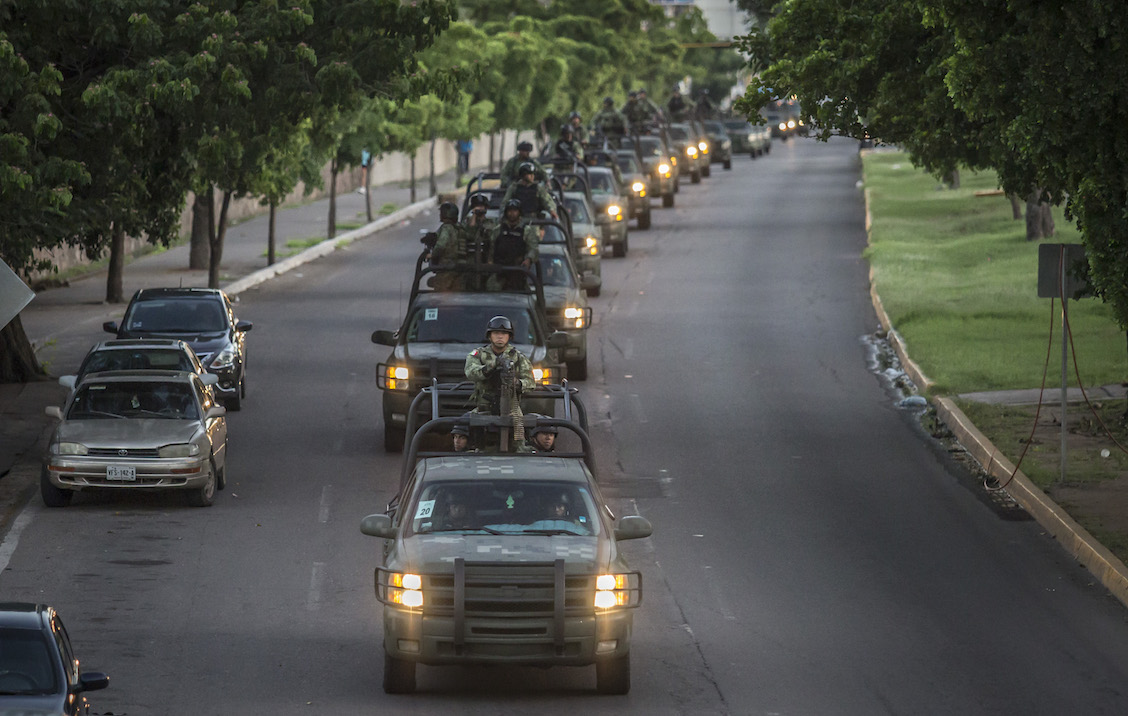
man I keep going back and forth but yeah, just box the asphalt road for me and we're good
[3,137,1128,715]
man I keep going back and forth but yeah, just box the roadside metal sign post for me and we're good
[1037,243,1090,483]
[0,259,35,330]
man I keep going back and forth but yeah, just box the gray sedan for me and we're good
[42,370,228,507]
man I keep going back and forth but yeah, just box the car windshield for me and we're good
[68,381,200,420]
[703,121,726,135]
[81,349,195,376]
[587,172,616,193]
[667,126,690,140]
[0,628,60,695]
[723,120,751,132]
[407,479,600,536]
[537,253,575,288]
[405,306,536,345]
[535,223,568,246]
[616,155,642,174]
[564,198,591,223]
[625,137,663,159]
[124,298,227,333]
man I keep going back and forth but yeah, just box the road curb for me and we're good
[223,195,438,297]
[935,398,1128,607]
[863,180,1128,609]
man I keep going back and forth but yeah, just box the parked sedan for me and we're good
[42,370,228,507]
[59,338,219,393]
[104,287,252,410]
[0,603,108,715]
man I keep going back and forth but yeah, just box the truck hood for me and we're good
[402,533,607,572]
[398,343,546,363]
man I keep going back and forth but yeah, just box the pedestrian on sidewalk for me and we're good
[456,139,472,182]
[357,149,372,195]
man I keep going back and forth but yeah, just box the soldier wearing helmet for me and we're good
[501,162,558,221]
[567,111,586,143]
[450,411,472,452]
[554,123,584,163]
[591,96,628,148]
[500,140,546,188]
[430,201,467,290]
[464,315,535,414]
[525,414,557,453]
[636,88,664,125]
[486,199,540,291]
[462,192,495,264]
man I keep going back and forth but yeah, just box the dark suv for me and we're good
[104,287,252,410]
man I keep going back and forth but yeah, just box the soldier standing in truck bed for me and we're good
[486,199,540,291]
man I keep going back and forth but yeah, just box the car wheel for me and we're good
[384,426,406,454]
[40,467,72,508]
[702,165,711,178]
[662,192,674,208]
[566,357,588,381]
[225,390,242,412]
[216,460,226,491]
[691,170,701,184]
[188,463,217,507]
[596,653,631,695]
[638,210,651,230]
[383,655,416,694]
[724,158,732,170]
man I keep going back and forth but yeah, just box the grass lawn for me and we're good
[863,152,1127,395]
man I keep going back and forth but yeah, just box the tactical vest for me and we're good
[513,183,539,217]
[493,223,526,266]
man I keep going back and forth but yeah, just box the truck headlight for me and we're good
[209,346,237,370]
[532,366,555,384]
[158,443,200,458]
[686,146,697,158]
[594,573,641,609]
[564,306,585,328]
[385,365,409,390]
[658,163,670,175]
[606,204,621,218]
[585,236,599,255]
[54,442,88,456]
[787,119,796,129]
[779,122,787,131]
[631,181,645,193]
[698,141,708,152]
[388,572,423,608]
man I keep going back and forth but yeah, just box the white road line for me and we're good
[307,562,326,611]
[629,393,648,424]
[0,504,37,576]
[318,485,332,523]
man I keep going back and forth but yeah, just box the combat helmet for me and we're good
[439,201,459,222]
[485,315,514,338]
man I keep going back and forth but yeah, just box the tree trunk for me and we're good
[207,189,232,289]
[946,169,960,190]
[328,157,338,239]
[1025,188,1055,241]
[364,161,373,223]
[1008,193,1023,220]
[429,138,438,197]
[0,314,45,382]
[190,193,210,270]
[488,133,496,173]
[410,153,417,204]
[105,222,125,303]
[267,202,277,266]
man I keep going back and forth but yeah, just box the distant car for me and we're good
[0,603,108,715]
[59,339,218,394]
[622,135,675,208]
[613,150,652,230]
[42,370,229,507]
[701,121,733,169]
[562,193,605,261]
[104,287,252,410]
[537,243,594,380]
[580,166,630,258]
[722,119,771,158]
[666,123,703,183]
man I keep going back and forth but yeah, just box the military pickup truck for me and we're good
[360,387,652,695]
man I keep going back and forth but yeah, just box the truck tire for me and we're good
[662,192,674,208]
[691,169,701,184]
[702,165,711,178]
[638,209,651,230]
[40,467,72,508]
[723,158,732,170]
[383,655,416,694]
[384,426,405,454]
[596,653,630,695]
[566,357,588,381]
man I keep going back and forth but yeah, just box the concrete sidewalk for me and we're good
[0,168,463,529]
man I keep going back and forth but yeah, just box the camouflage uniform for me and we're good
[460,214,495,263]
[500,154,547,187]
[502,179,556,219]
[621,98,650,133]
[590,107,628,147]
[486,217,540,291]
[430,222,467,291]
[637,94,663,125]
[464,343,535,414]
[667,93,694,122]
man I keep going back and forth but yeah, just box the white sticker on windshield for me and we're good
[415,499,435,519]
[424,308,438,321]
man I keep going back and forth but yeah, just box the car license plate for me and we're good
[106,465,136,481]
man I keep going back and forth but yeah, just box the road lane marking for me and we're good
[307,562,326,611]
[0,504,37,575]
[318,485,332,523]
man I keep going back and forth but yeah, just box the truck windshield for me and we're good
[408,479,600,537]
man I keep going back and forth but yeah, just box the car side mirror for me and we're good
[102,321,118,335]
[76,672,110,693]
[372,330,397,346]
[58,375,76,390]
[206,405,227,419]
[580,274,601,292]
[45,406,63,420]
[360,513,396,539]
[200,373,220,386]
[236,320,253,332]
[546,331,570,350]
[614,515,652,541]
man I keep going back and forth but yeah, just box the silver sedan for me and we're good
[42,370,228,507]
